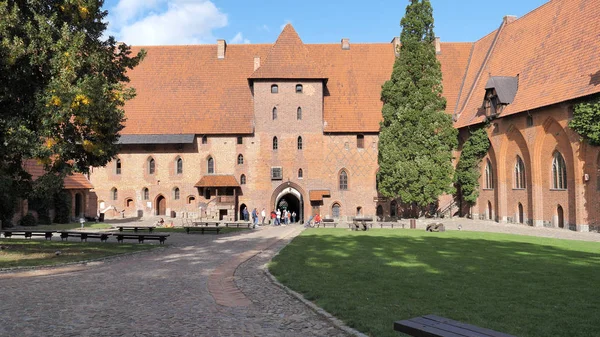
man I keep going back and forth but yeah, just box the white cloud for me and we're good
[231,32,250,44]
[260,24,269,32]
[108,0,228,45]
[280,20,291,31]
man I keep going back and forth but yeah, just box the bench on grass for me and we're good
[191,221,221,227]
[318,219,338,228]
[223,222,252,228]
[59,231,111,242]
[113,225,156,233]
[184,226,221,234]
[350,217,373,231]
[113,233,169,244]
[379,222,406,229]
[1,230,55,240]
[394,314,516,337]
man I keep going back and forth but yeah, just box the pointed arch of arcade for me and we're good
[479,136,499,222]
[532,117,575,227]
[270,181,307,223]
[498,125,533,225]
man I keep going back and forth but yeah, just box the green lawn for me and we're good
[34,222,113,231]
[269,229,600,337]
[0,239,156,268]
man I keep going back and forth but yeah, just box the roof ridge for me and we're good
[455,18,508,121]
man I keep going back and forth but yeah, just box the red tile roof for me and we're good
[249,24,325,80]
[194,175,240,188]
[121,26,471,134]
[455,0,600,128]
[309,190,331,202]
[22,160,93,190]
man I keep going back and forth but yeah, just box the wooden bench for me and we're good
[191,221,221,227]
[1,230,55,240]
[223,222,252,228]
[379,222,405,229]
[59,231,111,242]
[113,233,169,244]
[318,219,338,228]
[184,226,221,234]
[114,225,156,233]
[394,315,516,337]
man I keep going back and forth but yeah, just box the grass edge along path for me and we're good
[269,229,600,337]
[0,239,157,269]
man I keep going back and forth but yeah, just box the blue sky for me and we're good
[103,0,549,46]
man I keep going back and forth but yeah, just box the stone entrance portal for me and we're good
[271,183,305,224]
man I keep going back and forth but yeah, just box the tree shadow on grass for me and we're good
[270,231,600,337]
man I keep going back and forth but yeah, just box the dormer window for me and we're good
[271,84,278,94]
[482,76,518,119]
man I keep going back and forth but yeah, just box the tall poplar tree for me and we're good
[0,1,145,225]
[377,0,457,213]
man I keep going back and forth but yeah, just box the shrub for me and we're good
[19,213,37,227]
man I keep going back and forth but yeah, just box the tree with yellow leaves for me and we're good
[0,0,145,226]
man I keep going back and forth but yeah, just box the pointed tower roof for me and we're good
[249,24,325,80]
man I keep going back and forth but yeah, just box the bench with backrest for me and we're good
[318,218,338,228]
[184,226,221,234]
[113,225,156,233]
[224,222,252,228]
[191,221,221,227]
[113,233,169,244]
[394,314,516,337]
[59,231,111,242]
[1,230,55,240]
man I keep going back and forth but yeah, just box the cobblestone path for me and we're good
[0,224,351,337]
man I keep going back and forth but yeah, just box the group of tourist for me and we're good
[241,206,297,228]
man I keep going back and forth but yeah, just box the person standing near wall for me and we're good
[261,208,266,224]
[252,208,259,228]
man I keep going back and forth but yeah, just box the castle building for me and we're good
[89,0,600,230]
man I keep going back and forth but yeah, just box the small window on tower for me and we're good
[357,135,364,149]
[271,84,278,94]
[296,84,303,93]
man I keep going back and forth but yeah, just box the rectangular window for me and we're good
[271,167,283,180]
[357,135,364,149]
[237,136,243,145]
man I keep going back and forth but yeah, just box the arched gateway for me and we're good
[270,182,306,224]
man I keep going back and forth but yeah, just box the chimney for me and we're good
[503,15,517,24]
[390,37,400,57]
[253,56,260,71]
[217,39,226,59]
[341,38,350,50]
[435,37,441,55]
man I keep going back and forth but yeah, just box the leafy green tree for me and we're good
[0,1,144,226]
[570,95,600,146]
[454,127,490,210]
[377,0,458,213]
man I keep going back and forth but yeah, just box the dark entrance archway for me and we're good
[276,193,302,223]
[557,205,564,228]
[74,193,83,218]
[156,195,166,216]
[271,182,306,224]
[240,203,248,221]
[518,203,524,224]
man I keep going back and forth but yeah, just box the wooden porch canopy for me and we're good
[309,190,331,202]
[194,175,240,188]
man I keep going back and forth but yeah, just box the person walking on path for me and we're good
[270,210,276,225]
[252,208,259,228]
[243,207,249,221]
[291,211,296,223]
[261,208,266,225]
